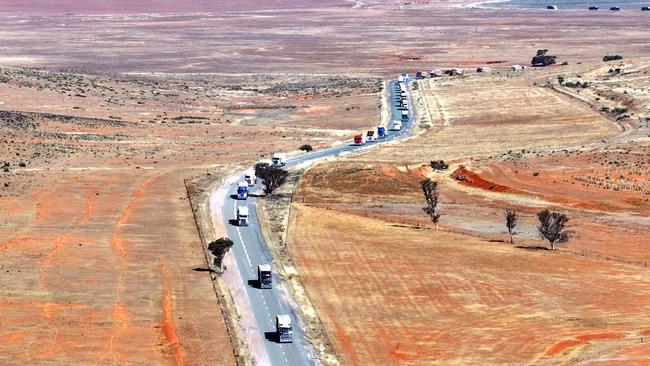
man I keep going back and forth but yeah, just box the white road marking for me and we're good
[236,226,253,267]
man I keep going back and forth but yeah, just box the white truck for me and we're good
[276,315,293,343]
[258,264,272,289]
[271,153,287,167]
[244,170,256,187]
[237,181,249,199]
[390,120,403,131]
[237,206,249,227]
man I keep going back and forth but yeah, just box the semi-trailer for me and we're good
[354,133,366,145]
[271,153,287,167]
[276,315,293,343]
[237,181,249,199]
[258,264,272,289]
[377,126,387,139]
[237,206,249,226]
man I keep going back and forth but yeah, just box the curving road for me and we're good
[212,78,416,365]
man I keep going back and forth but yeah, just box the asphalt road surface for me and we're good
[217,77,415,365]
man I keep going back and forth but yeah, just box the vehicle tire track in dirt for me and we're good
[97,172,162,365]
[159,258,185,366]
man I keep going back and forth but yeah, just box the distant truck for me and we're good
[588,5,599,10]
[366,130,376,142]
[643,6,650,11]
[276,315,293,343]
[244,170,256,187]
[258,264,272,288]
[401,110,409,121]
[389,120,402,131]
[546,5,557,9]
[610,6,621,10]
[237,181,249,200]
[353,134,366,145]
[377,126,387,139]
[237,206,249,226]
[271,153,286,167]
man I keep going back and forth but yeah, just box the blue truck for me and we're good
[237,181,248,200]
[377,126,387,139]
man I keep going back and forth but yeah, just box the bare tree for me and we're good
[208,237,234,269]
[255,162,288,195]
[421,179,441,227]
[537,209,569,250]
[505,209,518,243]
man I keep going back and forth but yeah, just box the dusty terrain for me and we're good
[286,61,650,364]
[0,67,380,364]
[0,2,649,74]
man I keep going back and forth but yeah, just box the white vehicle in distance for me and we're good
[389,120,402,131]
[271,153,286,167]
[244,170,256,187]
[276,315,293,343]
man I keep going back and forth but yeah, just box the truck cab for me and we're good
[271,153,286,167]
[353,134,366,145]
[237,206,249,227]
[389,120,402,131]
[258,264,272,289]
[366,130,376,142]
[377,126,387,139]
[237,181,248,200]
[244,170,256,187]
[276,315,293,343]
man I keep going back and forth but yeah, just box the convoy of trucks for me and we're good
[258,264,272,289]
[237,206,249,226]
[276,315,293,343]
[237,181,249,199]
[229,74,413,349]
[271,153,287,167]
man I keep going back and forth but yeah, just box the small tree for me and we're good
[505,209,518,243]
[537,209,569,250]
[255,162,288,195]
[421,179,441,227]
[430,160,449,171]
[299,144,313,152]
[208,237,234,269]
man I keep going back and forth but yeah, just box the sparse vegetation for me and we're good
[208,237,234,269]
[603,55,623,62]
[430,160,449,171]
[537,209,569,250]
[421,179,441,227]
[505,209,518,243]
[299,144,313,152]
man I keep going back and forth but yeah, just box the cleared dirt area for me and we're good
[0,67,380,364]
[0,2,649,74]
[286,62,650,364]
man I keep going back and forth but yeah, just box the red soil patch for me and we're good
[546,332,624,356]
[451,165,518,193]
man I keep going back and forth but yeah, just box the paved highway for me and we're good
[213,77,415,365]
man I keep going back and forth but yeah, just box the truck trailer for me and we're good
[237,181,249,200]
[271,153,287,167]
[354,134,366,145]
[237,206,249,226]
[276,315,293,343]
[258,264,272,289]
